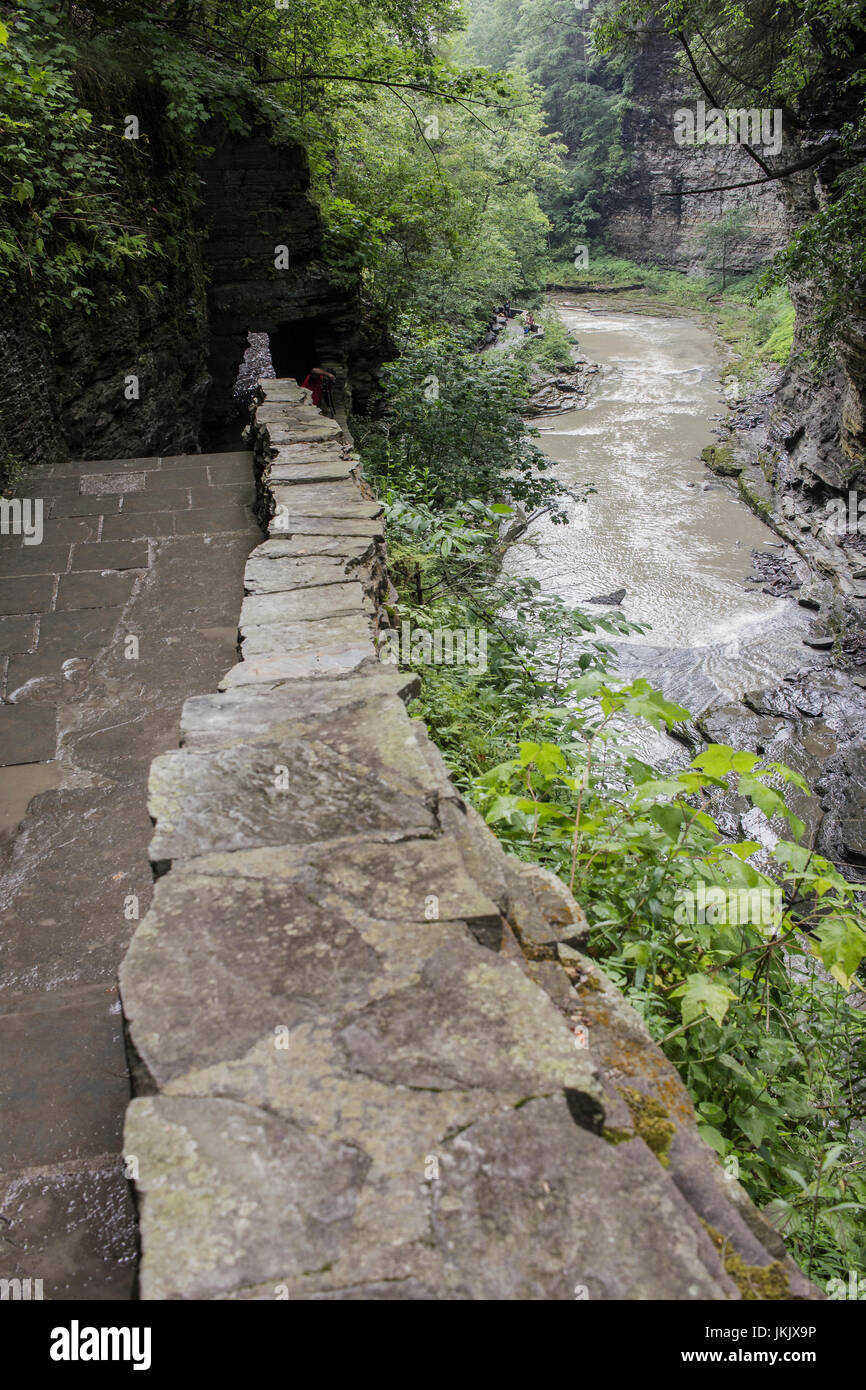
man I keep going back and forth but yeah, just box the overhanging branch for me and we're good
[657,143,843,195]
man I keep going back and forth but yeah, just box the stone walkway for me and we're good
[0,452,259,1298]
[119,383,816,1301]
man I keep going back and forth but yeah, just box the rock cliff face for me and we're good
[601,28,788,274]
[604,26,866,567]
[196,120,389,438]
[604,25,866,780]
[702,173,866,656]
[0,100,380,476]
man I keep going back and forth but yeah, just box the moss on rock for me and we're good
[617,1085,676,1166]
[702,1222,791,1300]
[701,444,741,477]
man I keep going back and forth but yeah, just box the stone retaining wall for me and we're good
[119,381,817,1300]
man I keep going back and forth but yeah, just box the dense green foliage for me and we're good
[0,0,565,336]
[317,77,563,329]
[0,7,153,319]
[464,0,632,244]
[356,326,569,514]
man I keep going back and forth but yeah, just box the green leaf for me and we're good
[736,1109,771,1148]
[722,841,762,860]
[697,1123,727,1155]
[671,972,737,1026]
[622,941,651,966]
[812,917,866,990]
[649,803,683,839]
[691,744,736,777]
[737,773,805,838]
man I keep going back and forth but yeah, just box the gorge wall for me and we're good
[0,82,210,473]
[601,28,787,274]
[0,94,375,476]
[117,378,817,1300]
[601,23,866,670]
[702,164,866,668]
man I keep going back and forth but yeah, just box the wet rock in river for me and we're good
[587,587,626,606]
[528,362,599,414]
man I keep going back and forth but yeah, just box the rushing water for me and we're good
[507,301,810,717]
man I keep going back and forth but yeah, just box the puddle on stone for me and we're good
[201,626,239,647]
[0,761,62,833]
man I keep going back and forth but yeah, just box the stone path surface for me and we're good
[0,451,259,1298]
[119,382,817,1301]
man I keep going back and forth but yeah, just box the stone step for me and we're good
[239,582,371,628]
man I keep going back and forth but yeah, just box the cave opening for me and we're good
[200,330,275,452]
[200,316,332,452]
[268,317,324,388]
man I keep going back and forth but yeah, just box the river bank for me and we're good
[518,293,866,881]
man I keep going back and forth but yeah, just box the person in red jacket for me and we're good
[300,365,336,407]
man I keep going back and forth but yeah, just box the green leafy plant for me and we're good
[356,325,570,515]
[473,718,866,1281]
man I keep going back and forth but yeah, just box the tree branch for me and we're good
[389,88,441,176]
[257,71,531,112]
[674,30,774,179]
[657,143,843,195]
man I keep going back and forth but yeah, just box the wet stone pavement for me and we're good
[0,452,260,1298]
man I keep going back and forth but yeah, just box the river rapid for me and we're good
[507,300,811,721]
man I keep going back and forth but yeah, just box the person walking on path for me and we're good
[300,365,336,407]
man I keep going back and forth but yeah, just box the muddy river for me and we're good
[507,302,810,716]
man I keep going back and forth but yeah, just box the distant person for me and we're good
[300,365,336,407]
[523,312,536,336]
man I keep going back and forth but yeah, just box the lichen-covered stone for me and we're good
[121,838,516,1085]
[179,669,419,749]
[256,379,310,405]
[268,515,385,539]
[268,458,357,483]
[126,1095,369,1301]
[270,482,382,520]
[250,535,375,563]
[244,554,350,593]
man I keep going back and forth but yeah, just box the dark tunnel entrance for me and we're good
[268,317,325,387]
[200,316,332,452]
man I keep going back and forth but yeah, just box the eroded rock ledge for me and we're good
[118,380,817,1300]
